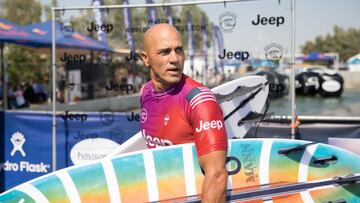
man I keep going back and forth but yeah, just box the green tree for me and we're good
[2,0,47,87]
[43,0,59,21]
[301,26,360,61]
[3,0,41,25]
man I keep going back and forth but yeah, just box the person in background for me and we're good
[33,81,48,103]
[14,85,28,108]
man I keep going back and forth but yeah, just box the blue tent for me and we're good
[23,21,113,52]
[0,18,46,44]
[1,19,114,109]
[1,19,112,52]
[296,51,334,61]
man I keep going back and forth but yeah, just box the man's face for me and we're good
[141,28,185,90]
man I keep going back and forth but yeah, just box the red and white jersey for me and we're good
[140,74,227,157]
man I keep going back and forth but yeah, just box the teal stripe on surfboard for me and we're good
[153,147,187,200]
[269,140,309,184]
[111,153,149,202]
[0,189,35,203]
[68,163,110,202]
[308,143,360,181]
[31,175,70,203]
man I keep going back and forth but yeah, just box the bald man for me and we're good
[139,24,228,202]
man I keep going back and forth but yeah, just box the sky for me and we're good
[38,0,360,54]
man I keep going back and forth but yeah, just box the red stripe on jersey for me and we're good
[192,98,217,109]
[189,88,216,109]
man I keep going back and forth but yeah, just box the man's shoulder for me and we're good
[182,74,204,94]
[140,80,153,97]
[182,75,213,104]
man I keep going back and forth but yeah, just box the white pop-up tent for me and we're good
[347,53,360,72]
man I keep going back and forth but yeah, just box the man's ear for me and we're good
[140,51,150,68]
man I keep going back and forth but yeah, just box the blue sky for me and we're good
[39,0,360,54]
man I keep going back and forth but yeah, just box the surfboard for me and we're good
[1,139,359,202]
[106,75,269,157]
[212,75,269,139]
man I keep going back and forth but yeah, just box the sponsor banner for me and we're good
[166,6,174,25]
[0,111,5,192]
[187,11,194,71]
[213,25,225,72]
[2,112,55,191]
[60,112,139,166]
[92,0,108,44]
[123,0,136,69]
[1,111,140,192]
[201,14,208,84]
[146,0,157,26]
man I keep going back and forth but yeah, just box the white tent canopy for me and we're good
[347,53,360,72]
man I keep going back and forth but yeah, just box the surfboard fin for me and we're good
[237,112,273,125]
[322,199,346,203]
[224,83,268,121]
[313,155,338,166]
[333,174,360,186]
[278,142,316,155]
[215,83,264,103]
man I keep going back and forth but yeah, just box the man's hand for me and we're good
[198,150,228,203]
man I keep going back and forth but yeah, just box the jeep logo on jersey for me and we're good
[195,120,223,133]
[141,130,173,147]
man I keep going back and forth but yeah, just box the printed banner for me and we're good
[146,0,157,26]
[187,11,194,72]
[213,25,225,73]
[201,14,208,84]
[0,111,140,192]
[123,0,136,69]
[92,0,108,44]
[2,112,54,191]
[166,6,174,25]
[212,23,218,73]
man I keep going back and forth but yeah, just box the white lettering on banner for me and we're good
[70,138,119,165]
[20,161,49,173]
[0,161,50,173]
[77,152,106,161]
[195,120,223,133]
[0,161,19,171]
[141,129,173,147]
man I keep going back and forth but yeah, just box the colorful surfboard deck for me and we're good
[106,75,269,157]
[1,138,360,203]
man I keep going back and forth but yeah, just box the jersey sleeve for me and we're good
[186,87,228,157]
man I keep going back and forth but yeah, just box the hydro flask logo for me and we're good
[10,132,26,157]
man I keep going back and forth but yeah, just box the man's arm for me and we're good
[185,86,228,202]
[199,150,228,203]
